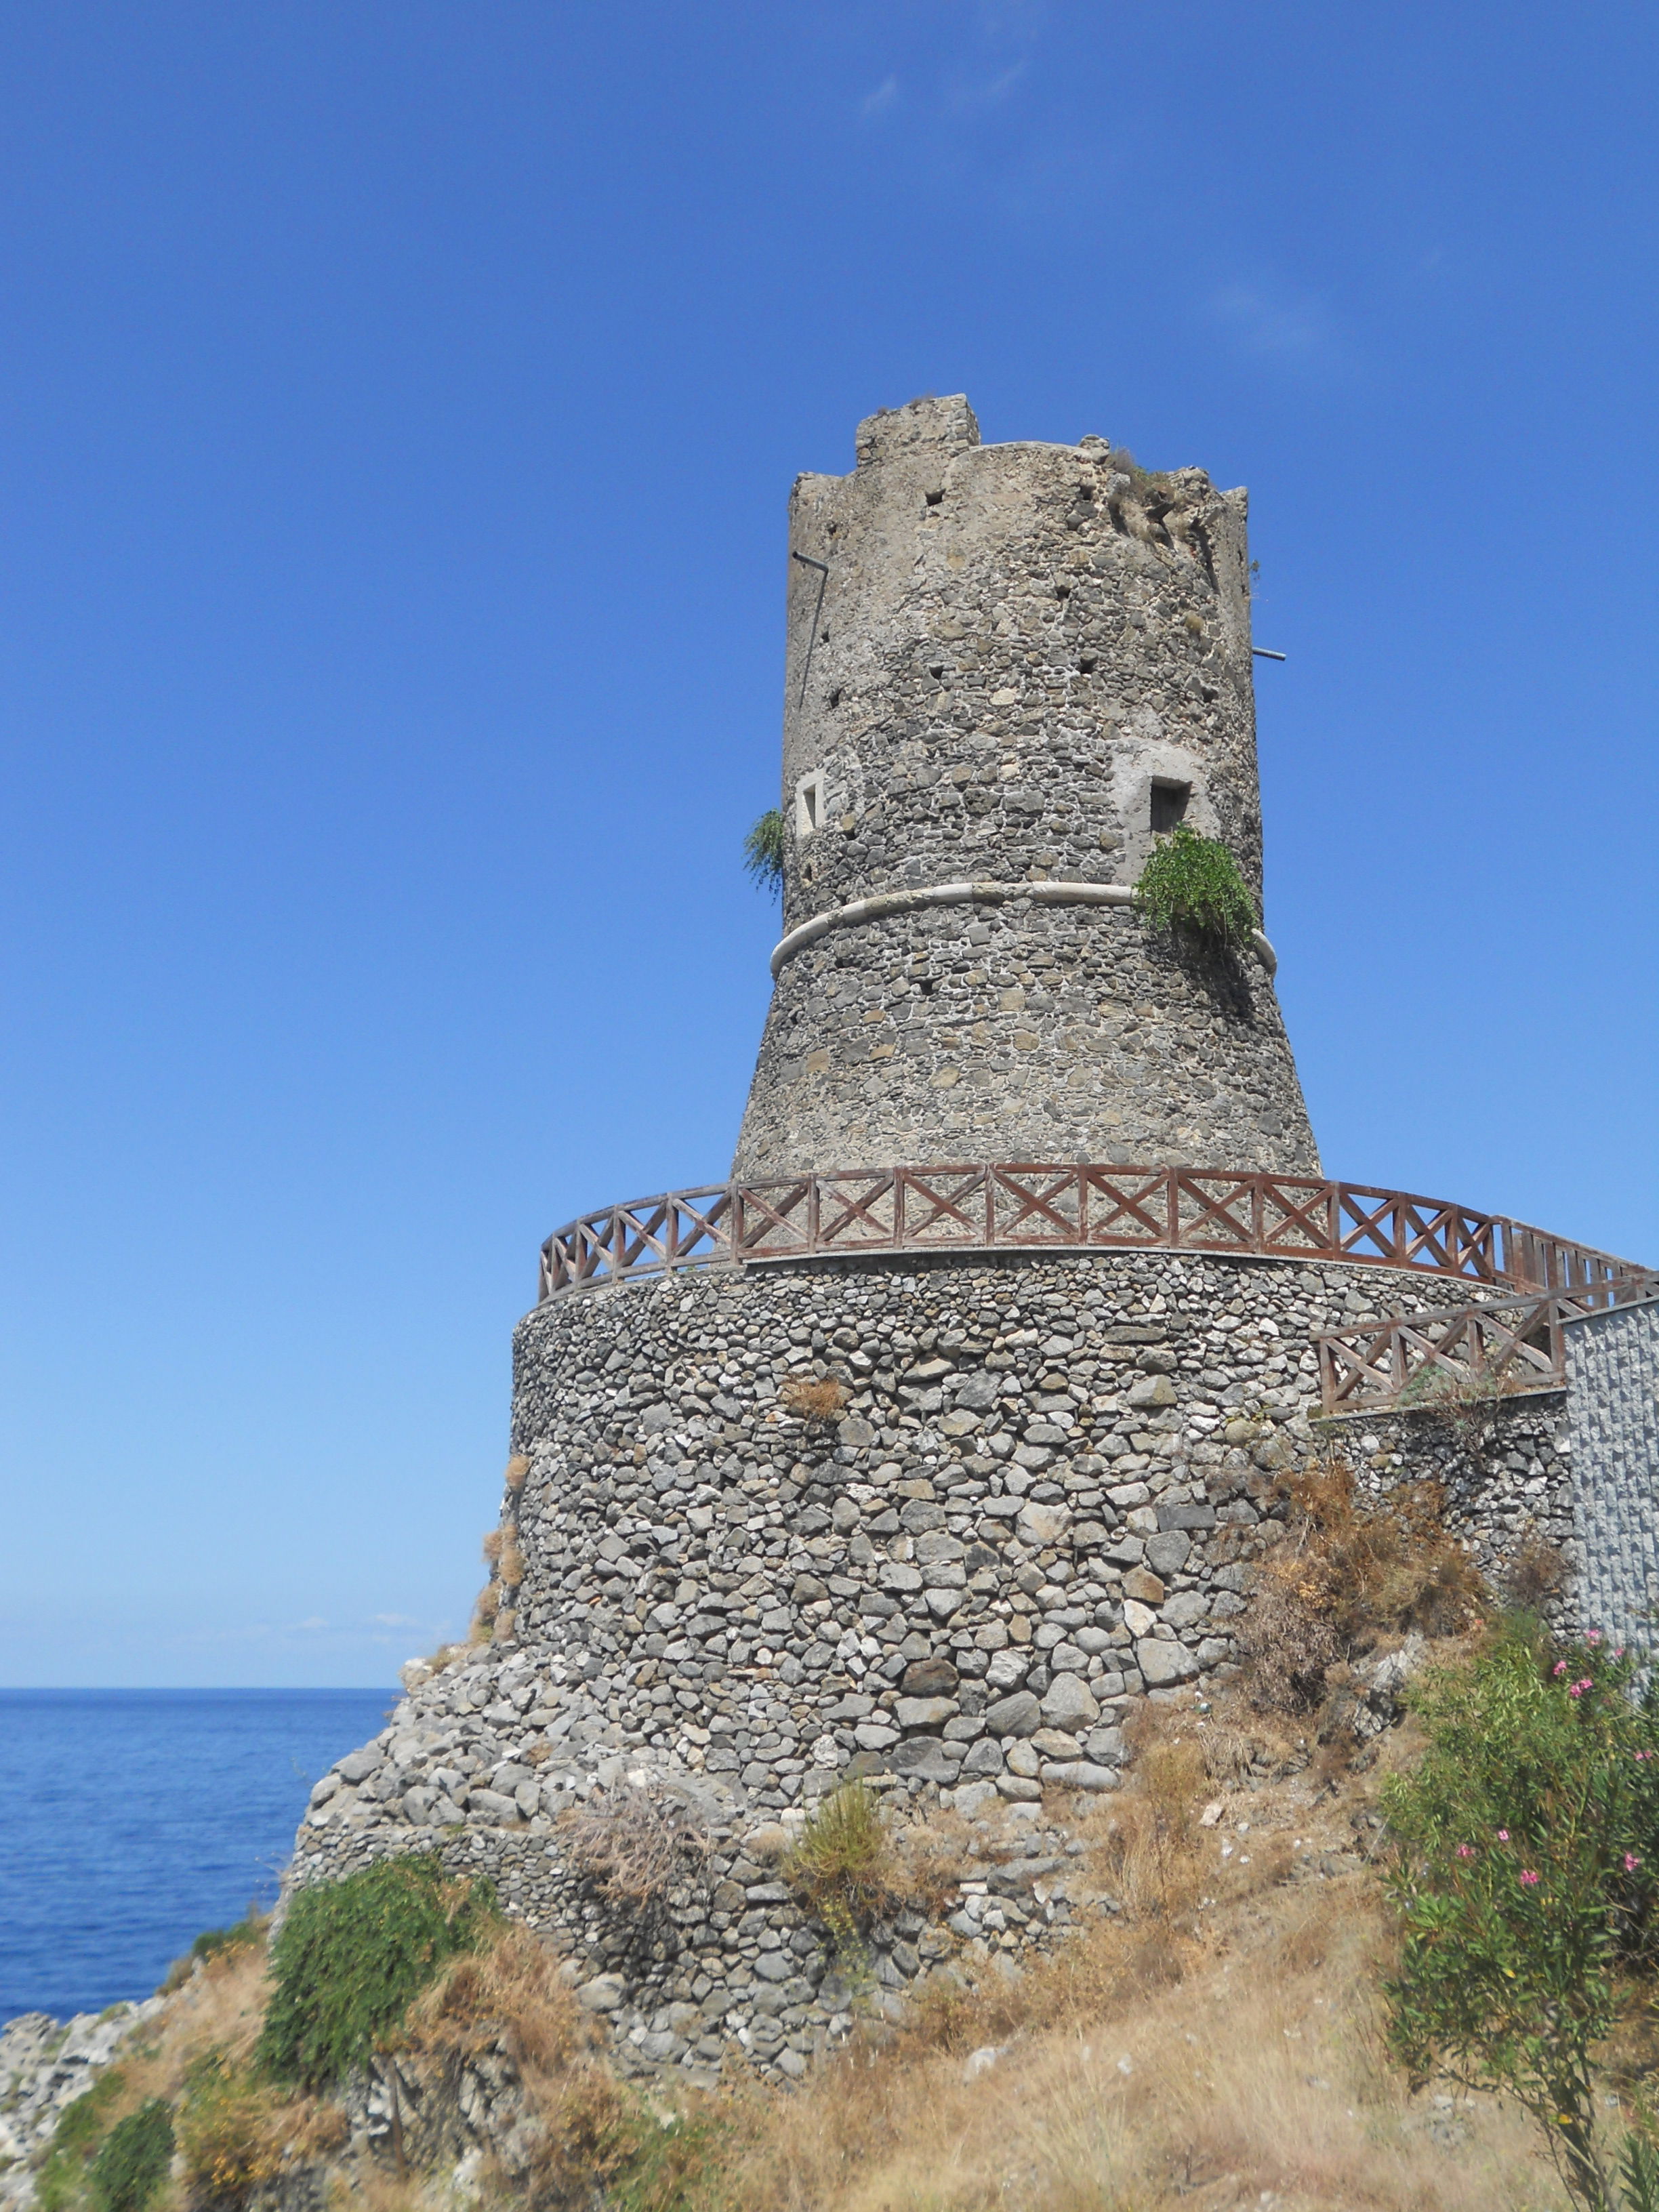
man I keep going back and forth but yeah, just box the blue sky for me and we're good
[1,2,1654,1685]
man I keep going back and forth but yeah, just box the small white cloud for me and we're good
[291,1616,329,1633]
[1210,282,1344,371]
[861,76,899,117]
[951,58,1029,112]
[371,1612,421,1629]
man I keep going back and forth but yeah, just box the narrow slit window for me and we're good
[1150,779,1191,835]
[796,771,827,836]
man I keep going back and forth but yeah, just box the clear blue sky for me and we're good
[2,3,1654,1686]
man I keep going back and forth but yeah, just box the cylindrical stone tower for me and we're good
[732,394,1319,1179]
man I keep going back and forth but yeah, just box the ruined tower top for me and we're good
[733,394,1318,1181]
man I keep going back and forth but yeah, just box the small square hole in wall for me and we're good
[1150,780,1191,835]
[796,771,827,836]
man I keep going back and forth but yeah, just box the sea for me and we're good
[0,1689,396,2025]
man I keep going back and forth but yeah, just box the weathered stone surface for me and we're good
[984,1690,1043,1739]
[895,1696,957,1729]
[1016,1502,1070,1549]
[577,1974,627,2013]
[1135,1638,1200,1687]
[1040,1674,1101,1731]
[731,394,1319,1179]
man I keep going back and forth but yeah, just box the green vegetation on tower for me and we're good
[1132,820,1257,954]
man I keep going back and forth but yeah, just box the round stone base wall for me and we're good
[504,1248,1479,1794]
[289,1246,1574,2083]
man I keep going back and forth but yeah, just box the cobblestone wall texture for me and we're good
[732,393,1318,1178]
[1327,1393,1577,1614]
[735,897,1313,1176]
[1565,1302,1659,1650]
[291,1250,1552,2085]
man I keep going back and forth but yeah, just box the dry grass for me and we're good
[1502,1533,1568,1612]
[558,1782,712,1905]
[51,1725,1582,2212]
[1241,1460,1487,1714]
[497,1540,524,1589]
[407,1921,599,2078]
[481,1527,505,1565]
[405,1923,642,2206]
[505,1454,531,1492]
[781,1375,849,1426]
[890,1805,975,1918]
[689,1713,1568,2212]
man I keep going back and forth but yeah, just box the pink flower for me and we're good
[1456,1843,1475,1860]
[1588,1630,1603,1644]
[1520,1870,1541,1886]
[1626,1854,1641,1873]
[1616,1649,1626,1660]
[1570,1680,1593,1698]
[1554,1660,1569,1677]
[1497,1830,1511,1842]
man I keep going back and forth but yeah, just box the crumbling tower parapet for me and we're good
[733,393,1319,1179]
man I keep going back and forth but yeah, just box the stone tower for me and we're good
[732,394,1319,1179]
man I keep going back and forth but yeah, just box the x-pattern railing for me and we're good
[536,1163,1642,1307]
[1316,1270,1659,1414]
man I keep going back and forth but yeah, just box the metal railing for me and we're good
[1315,1270,1659,1414]
[537,1162,1642,1308]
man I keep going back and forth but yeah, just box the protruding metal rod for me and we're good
[1252,647,1287,661]
[791,551,830,705]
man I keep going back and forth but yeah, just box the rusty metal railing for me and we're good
[536,1163,1642,1308]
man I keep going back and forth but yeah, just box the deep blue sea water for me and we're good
[0,1689,394,2024]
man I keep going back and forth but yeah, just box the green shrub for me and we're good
[89,2100,172,2212]
[781,1782,896,1954]
[742,808,785,899]
[1132,821,1256,954]
[1383,1618,1659,2210]
[257,1855,499,2090]
[37,2071,128,2212]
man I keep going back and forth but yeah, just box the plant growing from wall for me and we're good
[1383,1619,1659,2211]
[1132,821,1256,954]
[257,1856,499,2091]
[779,1373,848,1429]
[743,808,785,899]
[781,1781,897,1956]
[560,1781,711,1904]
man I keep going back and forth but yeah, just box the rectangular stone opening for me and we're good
[796,771,827,836]
[1150,779,1190,835]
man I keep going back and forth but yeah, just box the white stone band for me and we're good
[769,879,1277,979]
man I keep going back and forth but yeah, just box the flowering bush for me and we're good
[1384,1618,1659,2209]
